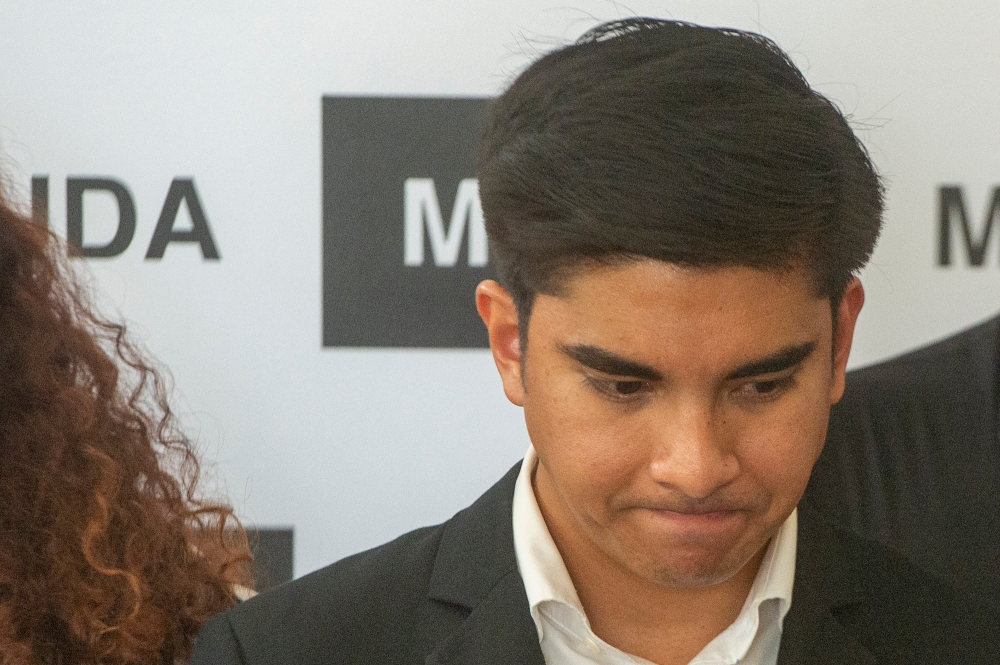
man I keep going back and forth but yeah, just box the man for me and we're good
[191,19,999,664]
[806,312,1000,608]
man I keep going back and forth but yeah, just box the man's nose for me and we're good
[647,399,739,500]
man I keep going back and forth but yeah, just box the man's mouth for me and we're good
[643,508,748,536]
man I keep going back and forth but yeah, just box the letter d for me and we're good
[66,177,136,258]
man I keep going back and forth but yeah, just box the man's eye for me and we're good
[751,380,781,394]
[587,377,649,400]
[736,376,794,400]
[611,380,645,395]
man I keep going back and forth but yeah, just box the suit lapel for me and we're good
[418,467,893,665]
[778,503,876,665]
[422,462,545,665]
[425,570,544,665]
[779,613,877,665]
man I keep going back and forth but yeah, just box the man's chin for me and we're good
[646,560,746,589]
[614,509,777,589]
[634,542,766,590]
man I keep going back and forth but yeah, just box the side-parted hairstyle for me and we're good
[477,18,884,332]
[0,191,251,663]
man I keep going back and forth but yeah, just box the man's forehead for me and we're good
[529,259,832,373]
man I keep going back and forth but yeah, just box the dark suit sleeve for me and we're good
[190,612,246,665]
[806,315,1000,607]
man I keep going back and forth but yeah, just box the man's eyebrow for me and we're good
[727,342,817,380]
[560,344,663,380]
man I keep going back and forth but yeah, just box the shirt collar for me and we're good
[512,446,586,641]
[511,445,797,661]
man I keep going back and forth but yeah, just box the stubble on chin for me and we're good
[592,511,772,591]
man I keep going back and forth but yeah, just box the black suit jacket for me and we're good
[192,464,999,664]
[806,314,1000,607]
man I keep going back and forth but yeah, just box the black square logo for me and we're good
[322,96,493,348]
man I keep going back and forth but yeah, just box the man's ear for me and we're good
[476,280,526,406]
[830,277,865,404]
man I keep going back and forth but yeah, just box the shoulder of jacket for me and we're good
[219,522,448,663]
[822,523,1000,658]
[845,314,996,389]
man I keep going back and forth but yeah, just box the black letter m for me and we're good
[939,186,1000,266]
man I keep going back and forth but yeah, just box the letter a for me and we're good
[146,178,220,260]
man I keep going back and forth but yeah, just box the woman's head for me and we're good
[0,188,250,663]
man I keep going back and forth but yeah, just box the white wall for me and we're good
[1,1,997,577]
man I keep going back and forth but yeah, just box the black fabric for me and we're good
[806,314,1000,608]
[191,463,1000,664]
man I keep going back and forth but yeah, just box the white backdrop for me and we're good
[1,1,998,577]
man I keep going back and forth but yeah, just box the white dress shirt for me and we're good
[512,446,797,665]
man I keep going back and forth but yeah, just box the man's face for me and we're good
[478,260,862,589]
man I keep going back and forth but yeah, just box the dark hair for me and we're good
[477,18,884,334]
[0,189,252,663]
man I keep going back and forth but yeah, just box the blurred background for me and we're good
[1,0,997,581]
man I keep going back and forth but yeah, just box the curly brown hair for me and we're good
[0,189,252,664]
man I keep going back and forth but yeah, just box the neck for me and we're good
[533,464,767,665]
